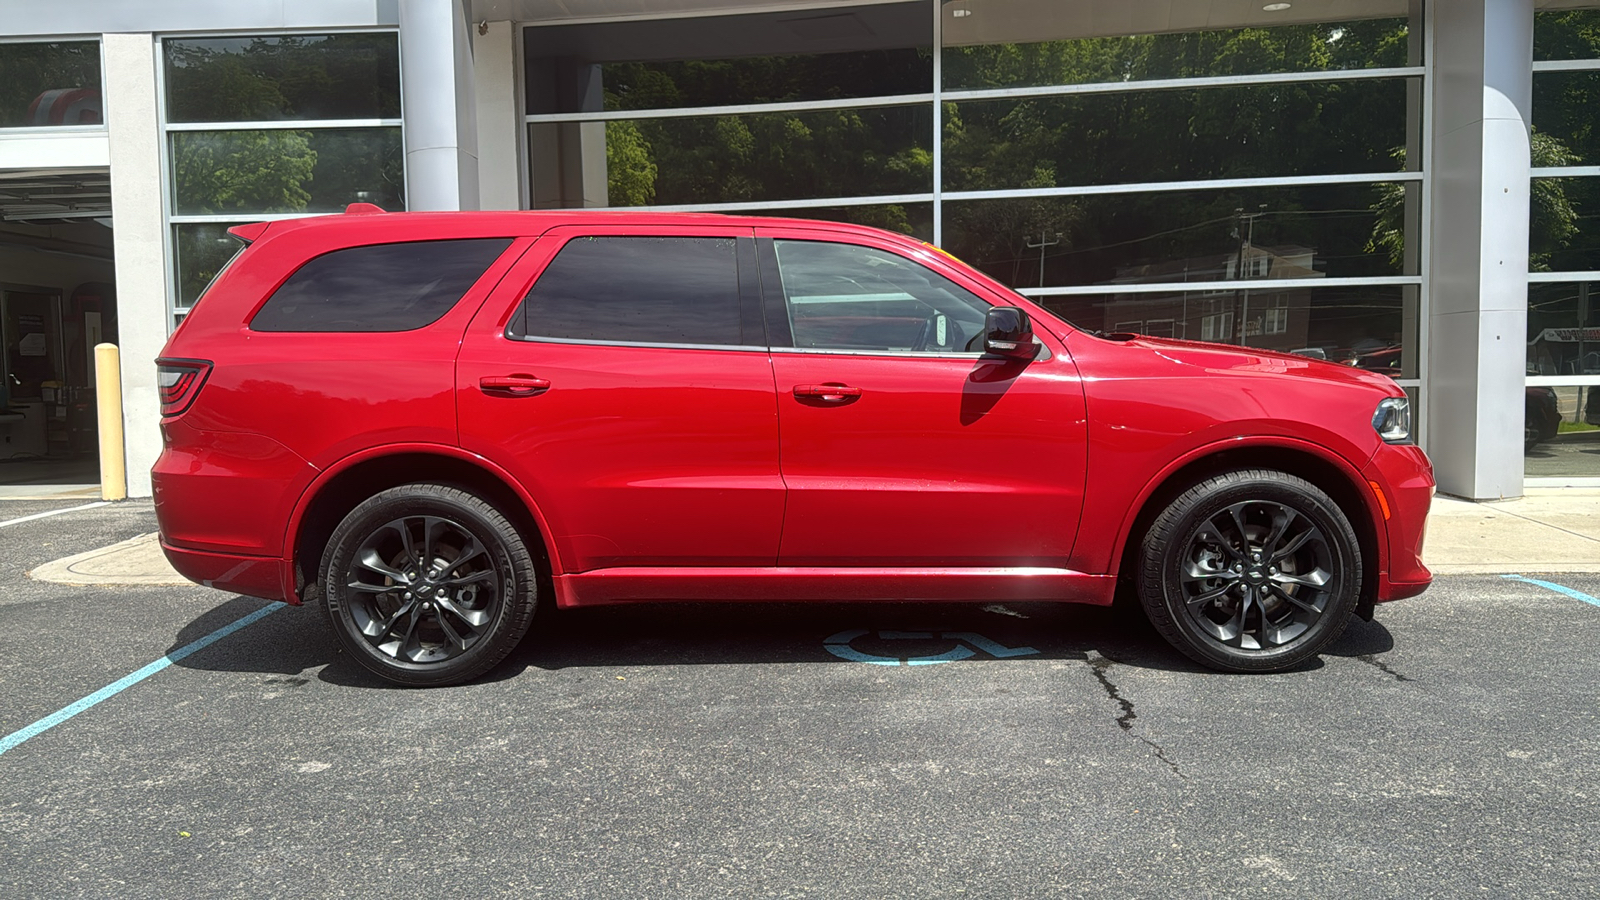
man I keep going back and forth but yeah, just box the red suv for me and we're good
[153,209,1433,686]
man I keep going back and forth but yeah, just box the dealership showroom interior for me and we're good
[0,0,1596,501]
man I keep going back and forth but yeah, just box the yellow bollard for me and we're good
[94,343,126,501]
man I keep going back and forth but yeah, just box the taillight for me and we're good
[156,358,212,416]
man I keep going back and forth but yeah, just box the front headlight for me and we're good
[1372,397,1411,444]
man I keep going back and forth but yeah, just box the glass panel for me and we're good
[773,239,991,353]
[164,34,400,123]
[515,237,744,346]
[171,127,405,215]
[174,223,251,310]
[0,41,102,128]
[723,204,934,242]
[942,12,1413,90]
[1531,176,1600,272]
[524,3,931,114]
[1525,385,1600,475]
[531,106,931,209]
[945,79,1412,191]
[1036,284,1418,376]
[1533,72,1600,165]
[252,239,513,333]
[1527,283,1600,376]
[943,183,1416,290]
[1535,9,1600,61]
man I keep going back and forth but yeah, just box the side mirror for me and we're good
[984,306,1037,359]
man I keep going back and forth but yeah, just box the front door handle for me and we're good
[793,383,862,403]
[479,375,551,396]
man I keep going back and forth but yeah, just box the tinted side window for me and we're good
[773,240,991,353]
[251,238,512,333]
[513,236,744,346]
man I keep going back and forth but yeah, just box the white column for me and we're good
[1425,0,1533,500]
[473,20,524,210]
[399,0,479,211]
[103,33,166,499]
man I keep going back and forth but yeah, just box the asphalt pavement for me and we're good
[1,499,1597,898]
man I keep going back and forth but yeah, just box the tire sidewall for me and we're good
[321,486,533,686]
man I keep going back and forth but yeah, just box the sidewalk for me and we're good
[1423,488,1600,575]
[18,489,1600,588]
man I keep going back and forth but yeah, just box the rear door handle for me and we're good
[793,383,862,402]
[479,375,551,396]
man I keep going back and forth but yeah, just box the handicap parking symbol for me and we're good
[823,629,1040,666]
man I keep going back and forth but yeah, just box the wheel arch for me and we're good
[1111,440,1384,619]
[285,445,559,604]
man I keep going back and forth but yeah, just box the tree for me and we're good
[171,130,317,215]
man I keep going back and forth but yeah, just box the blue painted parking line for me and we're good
[0,604,283,757]
[1501,574,1600,609]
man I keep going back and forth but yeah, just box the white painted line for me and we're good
[0,501,110,528]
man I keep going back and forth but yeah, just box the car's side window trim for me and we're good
[755,236,794,349]
[736,237,767,348]
[510,335,768,352]
[770,347,990,360]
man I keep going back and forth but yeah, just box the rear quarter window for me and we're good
[250,238,513,332]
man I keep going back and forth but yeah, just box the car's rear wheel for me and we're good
[1136,469,1361,672]
[321,484,538,687]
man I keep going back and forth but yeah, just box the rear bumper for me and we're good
[160,540,290,602]
[151,419,315,558]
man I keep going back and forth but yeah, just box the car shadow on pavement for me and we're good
[166,594,1403,688]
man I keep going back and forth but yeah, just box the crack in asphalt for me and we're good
[1356,654,1415,682]
[1086,655,1185,779]
[1087,656,1137,730]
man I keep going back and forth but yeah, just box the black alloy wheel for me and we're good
[1137,469,1362,672]
[321,484,538,687]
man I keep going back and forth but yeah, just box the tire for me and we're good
[1136,469,1361,673]
[321,483,539,687]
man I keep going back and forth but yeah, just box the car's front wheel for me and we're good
[321,484,538,687]
[1136,469,1362,672]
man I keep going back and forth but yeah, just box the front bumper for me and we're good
[1363,442,1434,603]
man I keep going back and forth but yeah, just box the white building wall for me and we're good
[474,20,525,210]
[1426,0,1534,499]
[102,33,165,498]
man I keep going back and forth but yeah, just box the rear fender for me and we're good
[280,443,563,603]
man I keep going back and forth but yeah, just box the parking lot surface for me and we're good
[1,500,1597,898]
